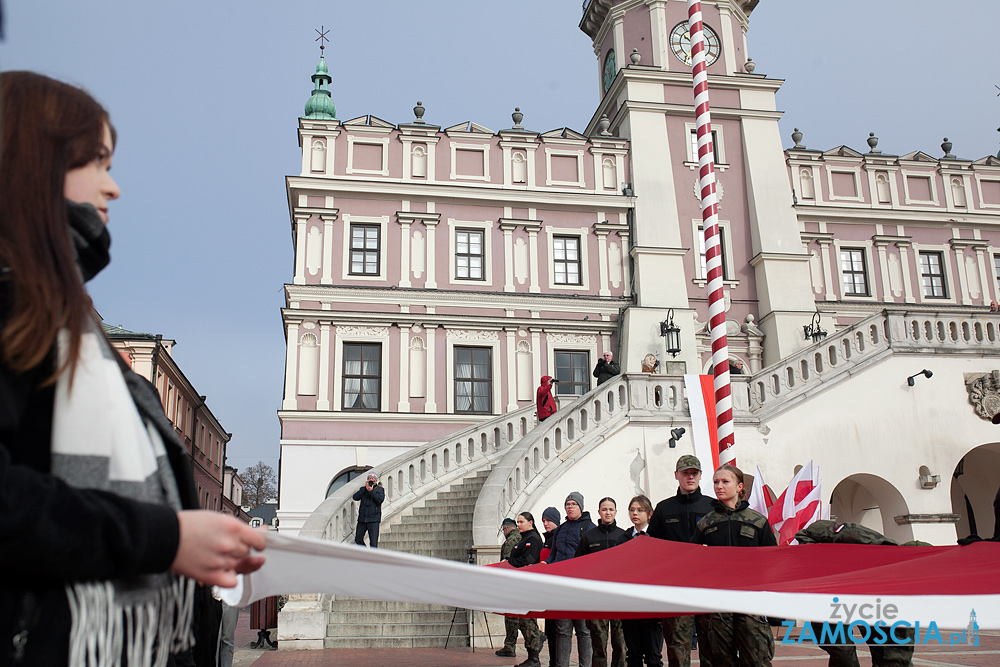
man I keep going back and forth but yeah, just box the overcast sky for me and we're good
[2,1,997,473]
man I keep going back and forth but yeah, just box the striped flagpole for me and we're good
[686,0,734,465]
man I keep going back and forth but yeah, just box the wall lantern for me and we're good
[659,309,681,357]
[802,310,827,343]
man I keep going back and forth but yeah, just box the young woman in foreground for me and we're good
[693,465,776,667]
[0,71,266,666]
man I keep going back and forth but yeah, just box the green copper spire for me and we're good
[304,27,336,120]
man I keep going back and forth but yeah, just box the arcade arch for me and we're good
[951,443,1000,540]
[830,473,913,543]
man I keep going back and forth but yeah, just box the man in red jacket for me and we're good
[537,375,557,421]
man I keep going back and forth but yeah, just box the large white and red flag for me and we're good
[683,374,721,496]
[747,465,776,516]
[768,460,824,545]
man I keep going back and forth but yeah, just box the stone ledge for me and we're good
[893,513,961,525]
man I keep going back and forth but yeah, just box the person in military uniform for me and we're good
[795,521,916,667]
[507,512,545,667]
[647,454,717,667]
[693,464,776,667]
[497,517,523,658]
[576,498,627,667]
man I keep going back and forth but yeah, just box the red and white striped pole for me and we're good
[686,0,734,465]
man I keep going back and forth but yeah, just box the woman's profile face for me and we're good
[713,470,743,506]
[64,124,120,223]
[515,514,532,532]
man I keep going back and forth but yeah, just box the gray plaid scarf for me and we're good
[51,324,194,666]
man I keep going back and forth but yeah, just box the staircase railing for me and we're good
[472,373,752,545]
[299,405,537,541]
[749,309,1000,419]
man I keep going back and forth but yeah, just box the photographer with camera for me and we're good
[352,473,385,547]
[536,375,558,422]
[593,351,620,386]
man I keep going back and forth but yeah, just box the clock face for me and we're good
[602,50,616,93]
[669,21,721,67]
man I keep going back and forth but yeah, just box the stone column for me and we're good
[399,219,412,288]
[397,324,411,412]
[595,229,611,297]
[816,238,836,300]
[424,218,438,289]
[527,226,540,294]
[282,322,299,410]
[320,213,337,285]
[425,325,438,412]
[500,220,516,292]
[896,240,916,304]
[874,238,893,303]
[317,321,331,410]
[504,327,518,412]
[293,213,309,285]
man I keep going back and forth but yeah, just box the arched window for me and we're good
[326,465,374,498]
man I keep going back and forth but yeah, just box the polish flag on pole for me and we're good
[686,0,734,464]
[747,466,776,516]
[683,374,721,497]
[767,460,823,546]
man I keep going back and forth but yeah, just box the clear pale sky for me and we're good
[1,1,997,473]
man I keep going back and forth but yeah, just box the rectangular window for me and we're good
[342,343,381,411]
[349,224,380,275]
[553,236,582,285]
[455,229,485,280]
[919,251,947,298]
[690,129,721,164]
[698,225,729,280]
[454,346,491,414]
[994,254,1000,293]
[554,351,590,396]
[840,248,869,296]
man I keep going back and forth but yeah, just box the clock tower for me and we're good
[580,0,817,370]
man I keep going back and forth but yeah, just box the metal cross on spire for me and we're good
[315,25,330,54]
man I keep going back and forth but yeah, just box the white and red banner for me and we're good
[768,460,824,545]
[683,374,720,495]
[223,532,1000,628]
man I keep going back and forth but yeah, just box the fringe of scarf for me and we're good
[65,577,196,667]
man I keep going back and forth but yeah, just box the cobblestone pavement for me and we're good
[231,609,1000,667]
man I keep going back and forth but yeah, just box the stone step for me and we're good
[328,598,457,612]
[326,621,467,638]
[327,611,460,624]
[323,635,468,649]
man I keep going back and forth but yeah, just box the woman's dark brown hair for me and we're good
[0,71,115,380]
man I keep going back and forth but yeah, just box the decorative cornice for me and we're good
[499,217,543,232]
[748,252,812,267]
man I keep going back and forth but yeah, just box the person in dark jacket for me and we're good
[694,465,777,667]
[507,512,545,667]
[537,375,558,421]
[498,518,523,658]
[648,455,715,667]
[593,351,620,385]
[618,495,663,667]
[0,71,266,667]
[353,472,386,547]
[577,498,627,667]
[548,492,595,667]
[539,506,561,667]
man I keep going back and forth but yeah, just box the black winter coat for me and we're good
[575,521,627,557]
[508,528,543,568]
[352,483,385,523]
[546,511,595,563]
[0,289,200,665]
[647,487,714,542]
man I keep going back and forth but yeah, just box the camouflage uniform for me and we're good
[795,522,915,667]
[662,614,717,667]
[500,527,523,653]
[694,501,776,667]
[518,617,543,653]
[586,618,626,667]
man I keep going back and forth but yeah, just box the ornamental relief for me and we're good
[446,329,499,341]
[547,333,594,345]
[334,326,389,338]
[965,370,1000,421]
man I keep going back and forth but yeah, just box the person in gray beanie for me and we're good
[547,492,595,667]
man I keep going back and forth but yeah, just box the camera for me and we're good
[551,379,560,383]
